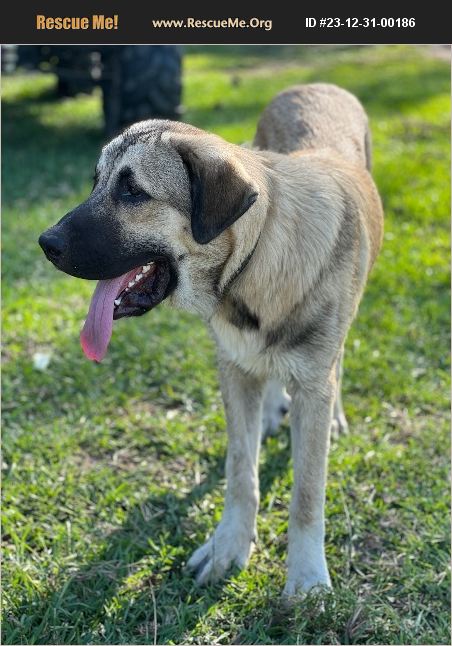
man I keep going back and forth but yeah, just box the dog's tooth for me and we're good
[142,265,150,273]
[128,281,134,288]
[114,298,121,306]
[136,273,143,280]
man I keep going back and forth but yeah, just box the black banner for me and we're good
[0,0,451,44]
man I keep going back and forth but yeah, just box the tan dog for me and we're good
[39,83,383,596]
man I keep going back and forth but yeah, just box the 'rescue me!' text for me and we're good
[36,15,119,30]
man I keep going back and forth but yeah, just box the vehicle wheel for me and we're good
[102,45,182,136]
[53,46,96,98]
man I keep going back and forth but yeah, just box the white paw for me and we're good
[186,517,255,584]
[262,380,291,438]
[283,558,331,597]
[283,572,331,598]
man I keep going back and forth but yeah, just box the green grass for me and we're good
[2,45,450,644]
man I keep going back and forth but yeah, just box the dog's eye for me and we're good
[119,176,148,201]
[121,187,140,198]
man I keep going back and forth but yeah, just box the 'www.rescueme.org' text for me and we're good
[152,17,273,31]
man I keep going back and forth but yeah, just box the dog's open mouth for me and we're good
[80,259,174,363]
[113,260,171,320]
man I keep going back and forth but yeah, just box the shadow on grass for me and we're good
[2,82,104,211]
[2,303,292,643]
[2,435,292,645]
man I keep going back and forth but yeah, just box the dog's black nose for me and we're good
[39,232,65,262]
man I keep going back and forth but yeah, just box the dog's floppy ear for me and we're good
[173,137,259,244]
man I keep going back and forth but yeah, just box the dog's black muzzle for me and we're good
[39,200,129,279]
[39,230,66,265]
[39,200,167,281]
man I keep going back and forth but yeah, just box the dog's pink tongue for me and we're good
[80,276,125,362]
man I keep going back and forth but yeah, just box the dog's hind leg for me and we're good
[187,357,266,584]
[331,347,349,437]
[262,379,291,439]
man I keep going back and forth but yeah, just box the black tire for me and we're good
[102,46,182,136]
[53,46,96,98]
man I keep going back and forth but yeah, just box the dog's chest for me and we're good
[210,312,272,376]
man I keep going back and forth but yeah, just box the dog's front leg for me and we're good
[284,370,335,596]
[187,357,265,584]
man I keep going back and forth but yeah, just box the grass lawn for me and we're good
[2,45,450,644]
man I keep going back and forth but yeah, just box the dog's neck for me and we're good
[215,147,273,298]
[217,149,348,331]
[219,234,261,297]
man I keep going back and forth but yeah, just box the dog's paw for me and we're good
[262,381,291,439]
[283,571,332,598]
[186,519,255,584]
[283,557,331,598]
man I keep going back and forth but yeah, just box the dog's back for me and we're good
[254,83,372,170]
